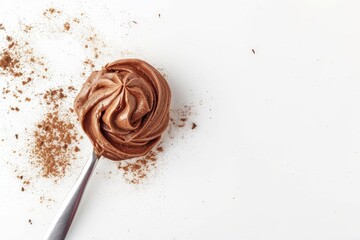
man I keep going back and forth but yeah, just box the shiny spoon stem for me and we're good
[43,151,99,240]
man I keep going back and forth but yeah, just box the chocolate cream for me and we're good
[74,59,171,160]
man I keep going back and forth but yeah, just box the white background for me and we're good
[1,0,360,239]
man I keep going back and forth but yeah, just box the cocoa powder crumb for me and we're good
[43,8,61,16]
[21,187,25,191]
[25,97,31,102]
[0,24,4,30]
[28,219,32,225]
[10,106,20,111]
[23,25,33,33]
[8,42,15,49]
[191,123,197,129]
[0,52,13,69]
[252,49,255,54]
[84,59,95,68]
[63,22,70,31]
[39,195,55,204]
[74,146,80,152]
[15,134,18,139]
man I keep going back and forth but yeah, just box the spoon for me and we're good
[43,151,99,240]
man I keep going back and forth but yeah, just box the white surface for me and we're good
[1,0,360,239]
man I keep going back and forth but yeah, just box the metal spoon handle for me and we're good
[43,151,99,240]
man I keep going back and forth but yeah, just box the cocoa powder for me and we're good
[31,88,81,178]
[117,147,163,184]
[63,22,70,31]
[43,8,61,17]
[170,105,193,128]
[0,31,48,103]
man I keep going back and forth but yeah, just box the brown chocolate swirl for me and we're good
[74,59,171,160]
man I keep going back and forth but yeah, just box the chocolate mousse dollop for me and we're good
[74,59,171,160]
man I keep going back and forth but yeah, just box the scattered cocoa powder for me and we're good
[252,49,255,54]
[83,59,95,68]
[15,134,18,139]
[165,104,197,142]
[10,106,20,112]
[0,35,43,78]
[0,52,15,71]
[0,32,48,99]
[39,195,55,205]
[28,219,32,225]
[43,88,67,102]
[0,24,4,30]
[170,105,193,128]
[43,8,61,17]
[31,88,80,178]
[85,34,103,61]
[21,187,25,191]
[117,147,163,184]
[63,22,70,31]
[23,25,33,33]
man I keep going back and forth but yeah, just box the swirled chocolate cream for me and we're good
[74,59,171,160]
